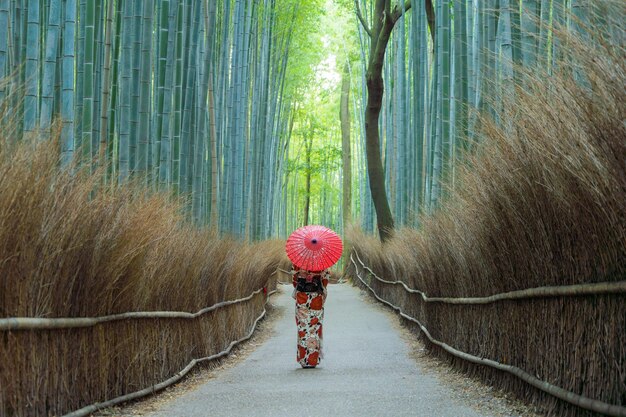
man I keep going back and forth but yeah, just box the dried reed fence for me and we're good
[351,253,626,417]
[346,25,625,417]
[0,137,292,416]
[2,287,272,417]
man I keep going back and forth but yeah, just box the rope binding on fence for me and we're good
[352,250,626,304]
[0,271,281,331]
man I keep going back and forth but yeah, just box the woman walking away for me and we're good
[285,225,342,369]
[291,266,330,368]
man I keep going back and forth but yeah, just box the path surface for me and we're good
[144,284,501,417]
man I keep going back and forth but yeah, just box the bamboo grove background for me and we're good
[0,0,624,416]
[2,0,622,239]
[351,0,625,232]
[0,0,308,240]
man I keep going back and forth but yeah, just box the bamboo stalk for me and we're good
[60,0,76,166]
[352,251,626,304]
[351,256,626,417]
[80,0,96,165]
[39,0,61,131]
[0,0,8,90]
[98,0,115,165]
[23,0,40,132]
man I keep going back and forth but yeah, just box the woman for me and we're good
[291,265,330,368]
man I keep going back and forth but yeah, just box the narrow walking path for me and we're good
[143,284,510,417]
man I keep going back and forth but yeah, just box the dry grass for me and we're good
[348,15,625,417]
[0,135,288,416]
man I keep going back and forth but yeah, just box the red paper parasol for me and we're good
[285,225,343,271]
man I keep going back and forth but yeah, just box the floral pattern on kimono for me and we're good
[292,268,329,368]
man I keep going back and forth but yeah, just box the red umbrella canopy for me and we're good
[285,225,343,271]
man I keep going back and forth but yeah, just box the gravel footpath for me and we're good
[104,283,539,417]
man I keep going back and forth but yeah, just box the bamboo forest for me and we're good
[0,1,624,416]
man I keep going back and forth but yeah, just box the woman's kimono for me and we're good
[292,267,330,368]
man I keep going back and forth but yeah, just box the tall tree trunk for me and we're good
[365,69,394,240]
[358,0,414,241]
[355,0,436,239]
